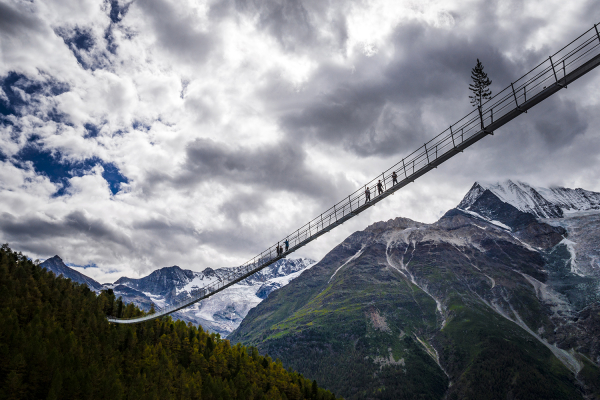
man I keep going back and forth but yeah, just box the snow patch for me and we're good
[328,245,365,284]
[176,274,220,296]
[559,238,585,276]
[458,208,511,231]
[484,274,495,289]
[142,291,168,309]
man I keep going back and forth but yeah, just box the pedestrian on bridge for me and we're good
[285,239,289,252]
[377,180,383,195]
[392,171,398,185]
[365,186,371,202]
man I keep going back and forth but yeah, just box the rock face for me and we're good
[40,256,102,291]
[229,181,600,399]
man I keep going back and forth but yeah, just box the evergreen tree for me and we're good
[469,59,492,128]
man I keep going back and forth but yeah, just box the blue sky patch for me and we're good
[55,27,96,70]
[67,262,99,269]
[132,120,151,131]
[100,161,128,195]
[84,122,101,139]
[0,72,69,117]
[13,142,128,196]
[108,0,132,24]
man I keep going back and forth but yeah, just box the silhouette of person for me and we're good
[285,239,289,252]
[392,171,398,185]
[365,186,371,202]
[377,180,383,195]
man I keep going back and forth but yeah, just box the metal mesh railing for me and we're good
[108,22,600,323]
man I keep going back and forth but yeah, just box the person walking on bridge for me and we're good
[365,186,371,202]
[285,239,289,252]
[392,171,398,185]
[377,180,383,195]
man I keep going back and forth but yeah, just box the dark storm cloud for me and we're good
[0,2,40,35]
[218,191,269,225]
[178,137,351,200]
[135,0,216,64]
[532,97,589,148]
[0,211,133,250]
[275,21,519,157]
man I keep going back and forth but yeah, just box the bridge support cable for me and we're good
[108,22,600,324]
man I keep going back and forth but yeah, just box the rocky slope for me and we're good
[40,255,102,291]
[230,181,600,399]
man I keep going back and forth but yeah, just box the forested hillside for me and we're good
[0,245,339,400]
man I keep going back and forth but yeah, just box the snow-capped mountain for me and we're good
[106,257,316,336]
[457,180,600,277]
[459,180,600,218]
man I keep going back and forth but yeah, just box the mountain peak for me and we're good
[458,180,600,218]
[40,255,102,291]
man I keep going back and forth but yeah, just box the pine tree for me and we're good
[469,59,492,128]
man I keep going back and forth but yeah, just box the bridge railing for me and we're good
[278,22,600,252]
[109,22,600,323]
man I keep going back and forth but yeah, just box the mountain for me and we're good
[0,245,339,400]
[459,180,600,219]
[39,250,314,337]
[39,255,102,291]
[102,257,316,336]
[230,181,600,399]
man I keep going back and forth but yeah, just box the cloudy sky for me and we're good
[1,0,599,283]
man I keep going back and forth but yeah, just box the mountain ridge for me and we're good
[230,180,600,399]
[459,180,600,218]
[42,254,315,336]
[40,255,103,291]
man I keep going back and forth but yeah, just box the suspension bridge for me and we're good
[108,22,600,324]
